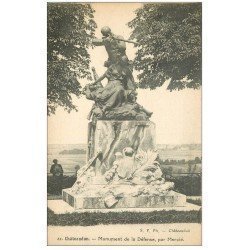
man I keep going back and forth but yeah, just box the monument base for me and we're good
[88,120,156,174]
[62,188,186,210]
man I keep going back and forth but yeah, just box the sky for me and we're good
[48,3,201,145]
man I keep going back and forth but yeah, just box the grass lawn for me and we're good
[48,208,201,226]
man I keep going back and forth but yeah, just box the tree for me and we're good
[128,3,201,91]
[47,3,96,115]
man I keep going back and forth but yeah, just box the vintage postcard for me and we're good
[47,2,202,246]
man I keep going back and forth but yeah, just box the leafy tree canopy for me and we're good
[128,3,201,91]
[47,3,96,115]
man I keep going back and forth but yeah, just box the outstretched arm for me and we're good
[92,38,104,46]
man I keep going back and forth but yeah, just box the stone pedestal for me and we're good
[61,119,187,211]
[87,120,156,175]
[63,188,186,210]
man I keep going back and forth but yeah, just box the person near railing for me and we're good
[50,159,64,195]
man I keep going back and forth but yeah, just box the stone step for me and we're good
[62,188,187,210]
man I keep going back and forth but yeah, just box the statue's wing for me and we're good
[134,149,158,172]
[145,150,158,166]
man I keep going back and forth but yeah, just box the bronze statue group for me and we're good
[83,26,152,122]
